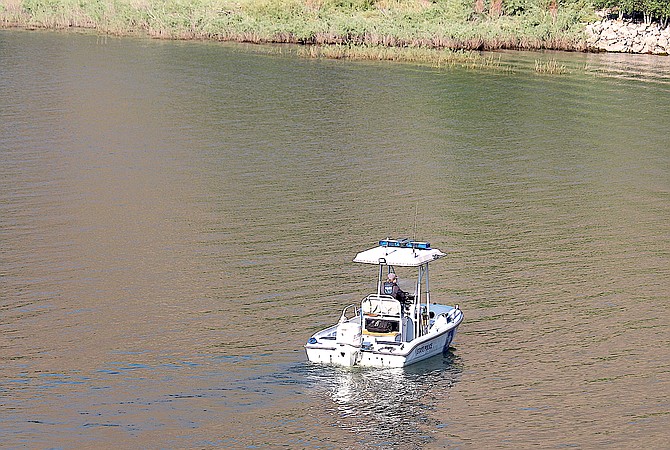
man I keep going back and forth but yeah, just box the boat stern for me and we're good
[305,340,361,367]
[305,316,362,366]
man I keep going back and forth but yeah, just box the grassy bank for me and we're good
[1,0,594,52]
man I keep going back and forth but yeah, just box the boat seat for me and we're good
[361,295,400,316]
[362,330,400,338]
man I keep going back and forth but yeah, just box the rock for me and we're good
[644,35,658,47]
[606,41,628,52]
[585,18,670,55]
[601,27,618,41]
[591,23,602,34]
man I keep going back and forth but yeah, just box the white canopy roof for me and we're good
[353,244,446,267]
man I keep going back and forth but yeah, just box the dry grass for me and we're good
[1,0,27,25]
[0,0,592,53]
[297,44,504,71]
[535,58,568,74]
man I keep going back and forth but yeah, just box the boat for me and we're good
[305,238,463,367]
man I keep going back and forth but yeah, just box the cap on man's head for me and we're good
[387,273,397,281]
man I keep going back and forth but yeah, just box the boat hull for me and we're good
[305,306,462,368]
[359,325,458,368]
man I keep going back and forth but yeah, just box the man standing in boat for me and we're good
[383,273,409,304]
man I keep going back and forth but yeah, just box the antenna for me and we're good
[412,203,418,241]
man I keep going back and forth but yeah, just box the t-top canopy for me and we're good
[353,239,446,267]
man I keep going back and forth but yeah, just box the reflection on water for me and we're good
[584,51,670,85]
[305,353,462,448]
[493,49,670,88]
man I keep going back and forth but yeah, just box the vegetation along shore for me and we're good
[1,0,669,59]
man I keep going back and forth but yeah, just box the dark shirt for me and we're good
[383,281,407,303]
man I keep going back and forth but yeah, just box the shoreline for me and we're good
[0,0,588,53]
[1,2,668,58]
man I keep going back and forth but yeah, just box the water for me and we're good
[1,30,668,448]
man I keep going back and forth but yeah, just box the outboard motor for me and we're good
[336,322,361,347]
[334,321,362,366]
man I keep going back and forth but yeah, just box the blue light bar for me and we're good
[379,239,431,249]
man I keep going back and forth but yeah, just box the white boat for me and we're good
[305,238,463,368]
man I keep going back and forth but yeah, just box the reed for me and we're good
[297,44,504,71]
[1,0,594,54]
[534,58,568,75]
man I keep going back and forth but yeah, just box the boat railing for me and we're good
[338,303,360,323]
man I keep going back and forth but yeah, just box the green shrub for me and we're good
[3,0,608,50]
